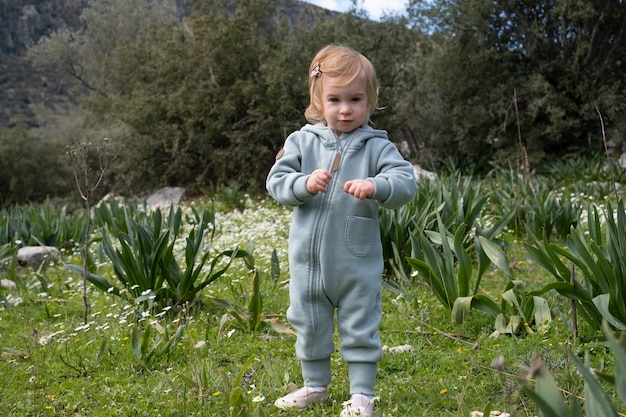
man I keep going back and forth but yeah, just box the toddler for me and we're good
[266,44,417,416]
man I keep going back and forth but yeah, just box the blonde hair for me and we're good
[304,44,379,124]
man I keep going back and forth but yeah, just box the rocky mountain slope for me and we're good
[0,0,336,129]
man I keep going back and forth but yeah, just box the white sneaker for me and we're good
[274,386,328,410]
[340,394,375,417]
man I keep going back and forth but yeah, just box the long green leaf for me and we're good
[566,230,608,292]
[470,294,501,316]
[532,296,552,332]
[131,327,141,359]
[66,264,121,296]
[525,389,567,417]
[453,224,471,297]
[407,256,450,309]
[270,248,280,284]
[602,322,626,405]
[248,268,263,332]
[571,351,618,417]
[593,294,626,330]
[436,214,458,305]
[530,282,592,303]
[533,357,570,416]
[452,296,473,324]
[141,325,152,360]
[452,294,501,324]
[478,236,510,277]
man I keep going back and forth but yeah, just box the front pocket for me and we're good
[344,216,376,257]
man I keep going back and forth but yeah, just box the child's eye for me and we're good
[351,97,362,102]
[329,98,339,103]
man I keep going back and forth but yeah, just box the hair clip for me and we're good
[310,63,322,78]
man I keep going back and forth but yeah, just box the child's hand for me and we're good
[307,169,333,194]
[344,179,374,200]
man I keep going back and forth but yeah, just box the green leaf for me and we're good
[495,314,524,335]
[66,264,121,296]
[571,350,618,417]
[270,248,280,283]
[478,236,510,277]
[524,390,566,417]
[532,296,552,332]
[248,269,263,332]
[452,295,500,324]
[252,405,267,417]
[593,294,626,330]
[209,297,248,327]
[452,296,473,324]
[229,387,244,416]
[96,339,107,365]
[530,282,592,302]
[602,322,626,404]
[533,357,569,416]
[470,294,501,316]
[453,224,471,297]
[141,325,152,360]
[131,327,141,359]
[481,402,492,417]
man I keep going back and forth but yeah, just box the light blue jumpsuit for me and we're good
[266,123,417,396]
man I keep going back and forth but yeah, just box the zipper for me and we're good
[332,151,341,172]
[332,136,343,173]
[306,137,341,328]
[307,134,348,321]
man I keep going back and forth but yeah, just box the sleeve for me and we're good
[266,134,314,206]
[367,142,417,209]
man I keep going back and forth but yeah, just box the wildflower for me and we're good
[39,334,54,345]
[74,323,90,332]
[6,295,22,307]
[382,344,414,354]
[252,394,265,403]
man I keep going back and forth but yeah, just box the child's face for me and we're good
[322,75,368,137]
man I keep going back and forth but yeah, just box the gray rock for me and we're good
[414,165,437,182]
[17,246,60,267]
[0,279,16,289]
[145,187,188,210]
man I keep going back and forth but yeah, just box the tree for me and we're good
[0,127,72,207]
[106,0,289,192]
[25,0,425,194]
[408,0,626,168]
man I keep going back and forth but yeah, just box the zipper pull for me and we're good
[332,152,341,172]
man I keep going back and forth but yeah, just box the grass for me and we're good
[0,197,624,416]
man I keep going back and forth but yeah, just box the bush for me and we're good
[0,127,73,207]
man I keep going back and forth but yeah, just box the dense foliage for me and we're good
[408,0,626,164]
[1,0,624,205]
